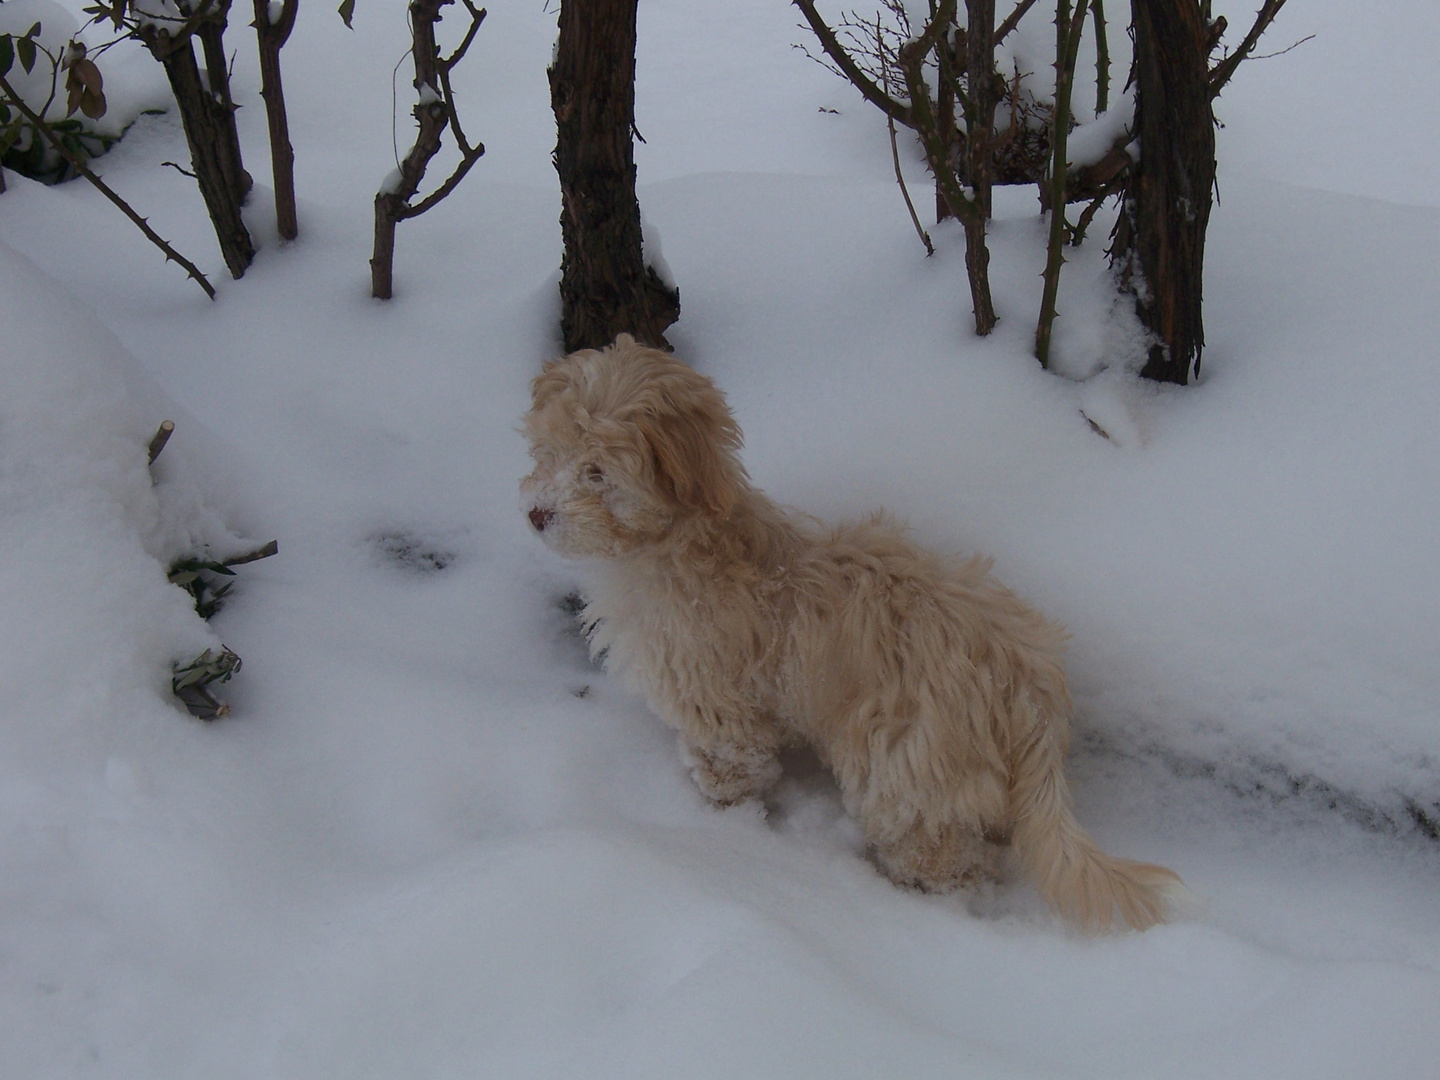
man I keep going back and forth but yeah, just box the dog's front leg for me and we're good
[678,732,783,806]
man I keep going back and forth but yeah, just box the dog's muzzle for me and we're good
[528,507,554,532]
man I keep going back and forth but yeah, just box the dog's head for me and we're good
[521,334,746,558]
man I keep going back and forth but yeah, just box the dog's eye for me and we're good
[584,464,605,486]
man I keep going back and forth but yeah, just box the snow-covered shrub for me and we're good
[0,241,269,722]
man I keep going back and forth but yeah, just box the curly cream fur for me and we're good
[522,335,1184,932]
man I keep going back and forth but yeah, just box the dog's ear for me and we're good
[530,358,572,412]
[636,380,743,519]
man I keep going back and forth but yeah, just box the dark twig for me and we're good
[1246,33,1314,62]
[0,73,215,298]
[880,21,932,257]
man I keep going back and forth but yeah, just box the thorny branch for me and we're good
[0,71,215,298]
[995,0,1038,44]
[1209,0,1289,96]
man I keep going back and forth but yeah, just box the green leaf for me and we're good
[16,35,35,75]
[337,0,355,28]
[23,21,42,40]
[0,35,15,79]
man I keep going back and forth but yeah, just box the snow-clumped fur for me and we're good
[523,334,1185,932]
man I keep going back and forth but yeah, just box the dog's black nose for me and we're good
[529,507,553,532]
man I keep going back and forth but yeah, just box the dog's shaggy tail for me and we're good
[1009,723,1186,932]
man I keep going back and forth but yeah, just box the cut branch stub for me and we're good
[147,420,175,462]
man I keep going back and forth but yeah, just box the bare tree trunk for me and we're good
[139,12,255,279]
[1110,0,1215,383]
[935,48,954,223]
[196,2,251,201]
[964,0,997,220]
[253,0,298,239]
[550,0,679,352]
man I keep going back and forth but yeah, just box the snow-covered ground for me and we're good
[2,1,1438,1076]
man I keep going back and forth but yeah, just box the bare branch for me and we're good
[1209,0,1289,96]
[0,73,215,298]
[996,0,1038,44]
[371,0,486,298]
[1091,0,1110,113]
[398,146,484,219]
[442,0,486,68]
[792,0,914,127]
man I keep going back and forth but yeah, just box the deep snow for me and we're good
[1,0,1438,1077]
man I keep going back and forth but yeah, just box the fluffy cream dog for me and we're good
[522,335,1184,931]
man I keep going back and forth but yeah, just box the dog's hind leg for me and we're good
[679,733,784,806]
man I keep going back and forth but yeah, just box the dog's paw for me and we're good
[873,821,1004,894]
[680,737,783,806]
